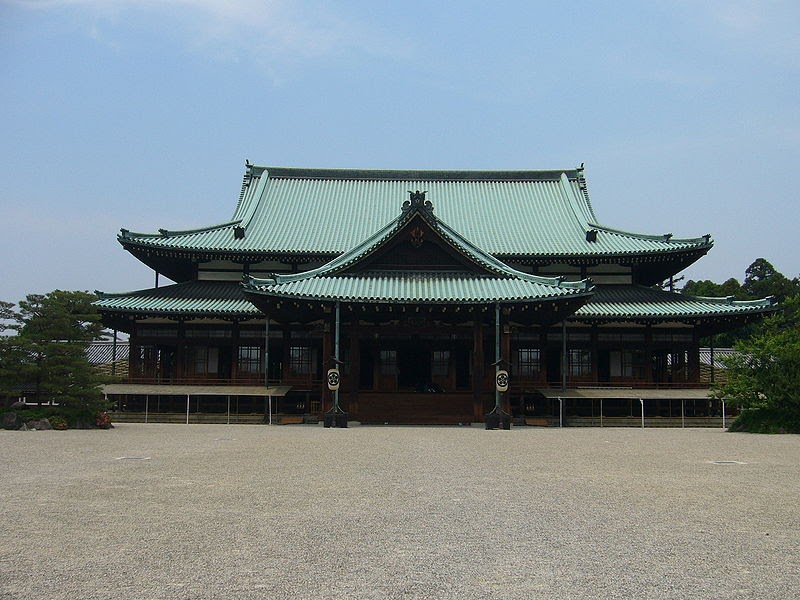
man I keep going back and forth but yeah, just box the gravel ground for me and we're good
[1,424,798,600]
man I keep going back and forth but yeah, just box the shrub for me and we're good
[728,407,800,434]
[95,411,112,429]
[49,415,69,430]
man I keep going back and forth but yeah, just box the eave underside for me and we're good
[122,241,709,286]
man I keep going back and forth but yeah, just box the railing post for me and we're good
[722,399,726,429]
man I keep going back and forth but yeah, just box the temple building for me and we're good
[96,165,776,425]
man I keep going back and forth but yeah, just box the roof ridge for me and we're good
[589,223,713,246]
[119,220,242,240]
[575,164,598,222]
[558,172,592,231]
[257,166,581,182]
[691,294,776,307]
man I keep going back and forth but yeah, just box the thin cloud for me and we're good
[12,0,413,72]
[703,0,800,64]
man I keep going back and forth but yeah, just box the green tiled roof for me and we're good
[245,272,589,304]
[573,285,777,321]
[119,166,712,260]
[95,281,258,317]
[243,190,593,306]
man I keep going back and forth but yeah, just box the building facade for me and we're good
[96,166,775,424]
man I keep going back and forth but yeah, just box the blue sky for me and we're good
[1,0,798,304]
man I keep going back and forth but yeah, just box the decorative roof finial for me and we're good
[402,190,433,216]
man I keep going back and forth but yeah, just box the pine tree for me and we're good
[0,291,107,410]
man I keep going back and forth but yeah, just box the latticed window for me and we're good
[137,345,161,378]
[610,350,645,378]
[431,350,450,376]
[569,349,592,377]
[380,350,397,375]
[238,346,262,374]
[517,348,541,376]
[185,346,218,376]
[289,346,312,375]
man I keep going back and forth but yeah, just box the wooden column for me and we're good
[349,328,360,418]
[644,325,654,383]
[282,325,292,379]
[130,336,141,380]
[501,316,511,414]
[472,318,484,421]
[590,324,599,384]
[175,321,185,383]
[231,321,240,383]
[688,329,701,384]
[321,320,333,414]
[538,327,547,386]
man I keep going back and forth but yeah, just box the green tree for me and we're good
[681,277,745,300]
[742,258,800,301]
[0,301,15,331]
[713,297,800,432]
[681,258,800,346]
[0,291,107,410]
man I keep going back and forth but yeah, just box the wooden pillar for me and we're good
[501,316,511,414]
[349,328,360,418]
[472,318,485,421]
[175,320,185,383]
[130,336,141,381]
[688,329,701,384]
[282,325,292,379]
[538,327,547,386]
[590,324,599,384]
[561,320,568,392]
[231,321,240,383]
[321,320,333,414]
[644,324,653,383]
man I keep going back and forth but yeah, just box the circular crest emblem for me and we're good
[495,370,509,392]
[327,368,340,390]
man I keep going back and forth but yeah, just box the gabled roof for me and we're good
[119,166,713,268]
[572,285,777,323]
[243,191,593,306]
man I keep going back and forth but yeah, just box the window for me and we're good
[569,349,592,377]
[380,350,397,375]
[137,345,161,377]
[653,332,693,343]
[610,350,645,378]
[238,346,262,374]
[185,327,232,338]
[289,346,312,375]
[185,346,218,376]
[137,327,177,338]
[598,332,645,343]
[431,350,450,377]
[517,348,541,376]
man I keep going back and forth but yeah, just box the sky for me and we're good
[1,0,799,305]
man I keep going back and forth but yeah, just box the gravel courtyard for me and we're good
[1,424,798,600]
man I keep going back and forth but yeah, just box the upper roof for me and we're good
[119,165,713,268]
[242,189,593,307]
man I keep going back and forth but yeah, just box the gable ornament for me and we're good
[402,190,434,216]
[409,226,425,248]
